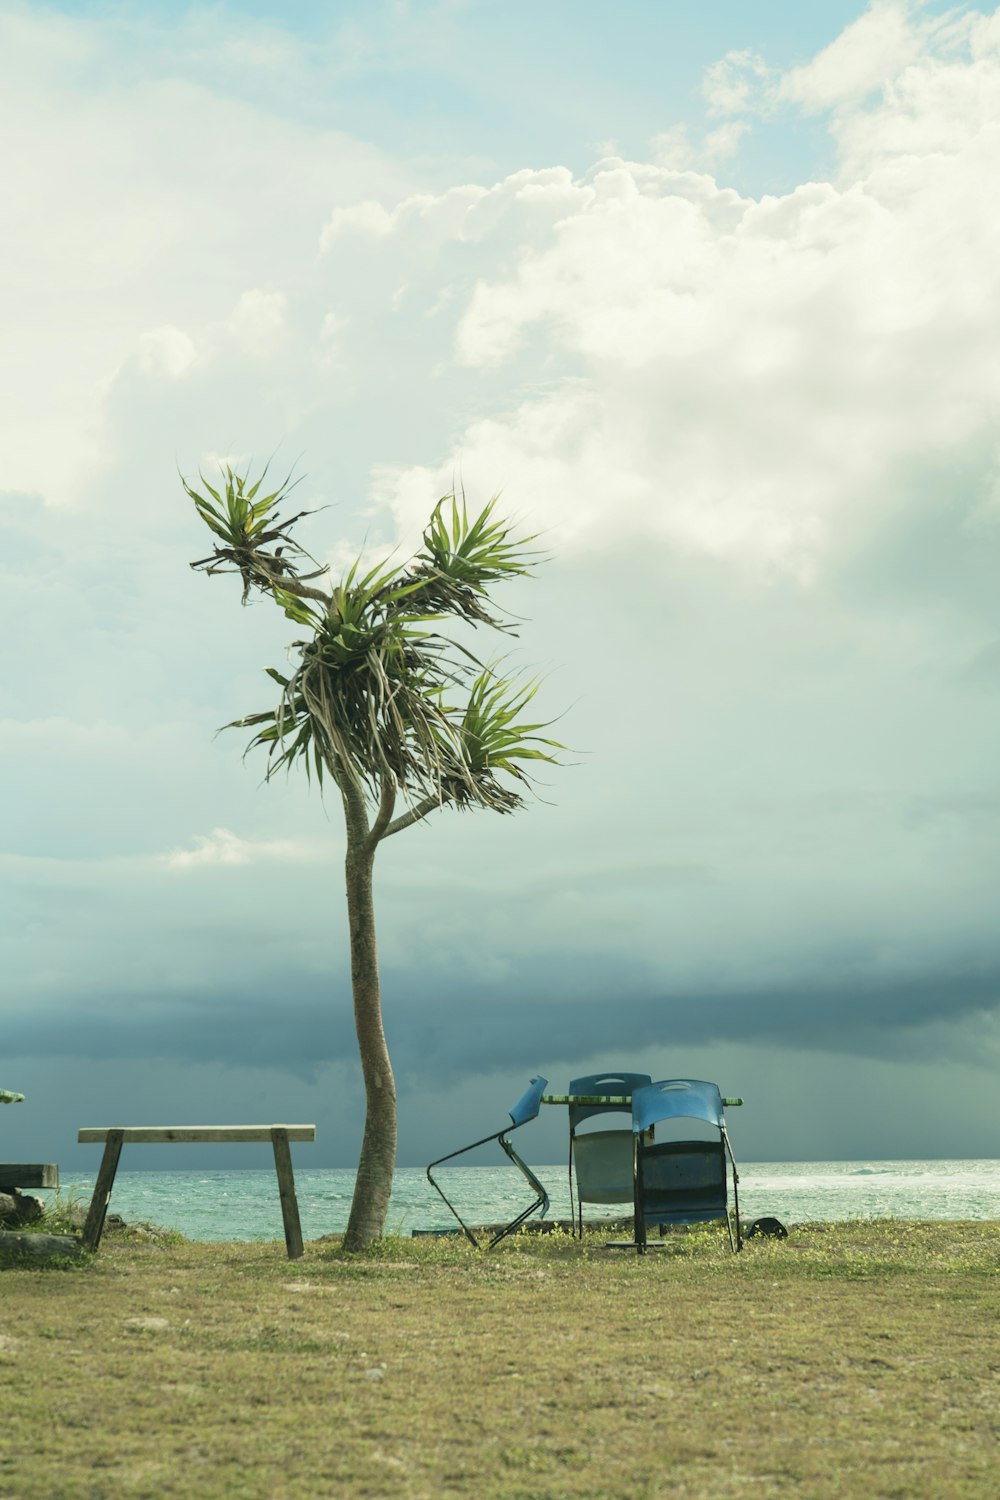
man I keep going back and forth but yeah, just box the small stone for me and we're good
[374,1451,406,1471]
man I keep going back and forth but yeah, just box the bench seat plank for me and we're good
[78,1125,315,1145]
[0,1164,60,1188]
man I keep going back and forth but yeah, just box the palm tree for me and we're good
[185,465,561,1249]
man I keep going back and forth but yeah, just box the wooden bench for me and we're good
[2,1088,60,1213]
[77,1125,316,1259]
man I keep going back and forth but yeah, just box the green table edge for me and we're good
[542,1093,743,1107]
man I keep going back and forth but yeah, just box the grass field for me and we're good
[1,1218,997,1499]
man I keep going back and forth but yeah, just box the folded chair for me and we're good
[426,1076,549,1249]
[609,1079,742,1255]
[568,1071,652,1236]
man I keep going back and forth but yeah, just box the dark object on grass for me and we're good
[744,1216,788,1240]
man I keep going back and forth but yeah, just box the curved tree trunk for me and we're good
[341,788,397,1251]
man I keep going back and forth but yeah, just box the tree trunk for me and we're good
[341,793,397,1251]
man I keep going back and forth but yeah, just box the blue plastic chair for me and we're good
[567,1072,652,1236]
[610,1079,742,1254]
[426,1076,549,1249]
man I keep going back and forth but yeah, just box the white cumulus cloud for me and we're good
[163,828,322,870]
[364,14,1000,580]
[0,4,408,510]
[137,326,199,380]
[225,289,290,357]
[702,49,772,116]
[777,0,940,113]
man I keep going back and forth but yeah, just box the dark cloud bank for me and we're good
[14,950,999,1079]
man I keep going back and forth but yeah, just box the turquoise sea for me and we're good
[57,1159,1000,1242]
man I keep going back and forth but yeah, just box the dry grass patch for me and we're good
[0,1219,997,1499]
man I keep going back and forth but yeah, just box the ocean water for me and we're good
[55,1159,1000,1242]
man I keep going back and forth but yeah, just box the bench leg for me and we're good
[271,1128,304,1260]
[82,1129,124,1252]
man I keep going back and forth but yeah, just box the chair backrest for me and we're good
[631,1079,725,1136]
[571,1129,635,1205]
[568,1072,652,1130]
[635,1139,729,1225]
[507,1076,548,1129]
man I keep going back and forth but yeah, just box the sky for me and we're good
[3,0,1000,1177]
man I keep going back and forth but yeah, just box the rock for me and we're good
[0,1190,45,1226]
[0,1232,86,1264]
